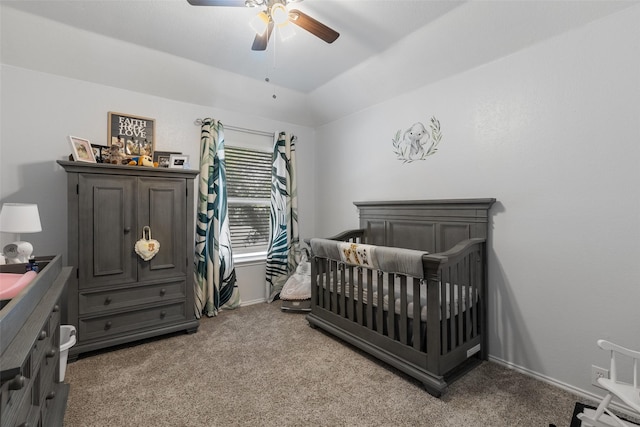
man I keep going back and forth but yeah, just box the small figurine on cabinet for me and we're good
[105,144,127,164]
[127,155,156,167]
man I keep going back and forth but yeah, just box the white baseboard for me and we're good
[488,355,638,420]
[240,297,266,307]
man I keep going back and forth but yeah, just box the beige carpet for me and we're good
[64,301,583,426]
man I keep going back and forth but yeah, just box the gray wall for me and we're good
[312,5,640,401]
[2,0,639,408]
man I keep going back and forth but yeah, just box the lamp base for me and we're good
[3,241,34,264]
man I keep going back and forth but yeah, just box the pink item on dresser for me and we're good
[0,271,38,300]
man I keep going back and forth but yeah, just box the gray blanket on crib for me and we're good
[310,238,429,279]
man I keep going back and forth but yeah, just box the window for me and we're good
[224,128,273,261]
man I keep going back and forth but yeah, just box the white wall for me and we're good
[0,64,315,305]
[313,5,640,399]
[2,0,639,403]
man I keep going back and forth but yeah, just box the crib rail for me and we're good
[326,229,365,243]
[308,237,487,394]
[424,238,486,373]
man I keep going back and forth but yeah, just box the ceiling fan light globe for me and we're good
[277,21,295,40]
[250,11,269,35]
[271,3,288,25]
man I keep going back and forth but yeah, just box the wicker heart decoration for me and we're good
[135,226,160,261]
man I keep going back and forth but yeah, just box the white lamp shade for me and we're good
[0,203,42,233]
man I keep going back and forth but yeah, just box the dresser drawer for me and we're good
[49,304,61,340]
[0,371,31,427]
[29,307,59,378]
[79,280,186,315]
[39,351,58,405]
[79,302,187,342]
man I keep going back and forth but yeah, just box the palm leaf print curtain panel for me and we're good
[194,118,240,318]
[266,132,299,302]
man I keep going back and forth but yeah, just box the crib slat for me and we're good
[449,264,457,351]
[376,271,384,334]
[330,262,337,314]
[473,249,481,338]
[323,260,336,310]
[399,274,408,345]
[440,268,448,354]
[413,278,421,351]
[356,267,364,326]
[339,263,345,317]
[387,273,395,340]
[348,266,355,320]
[465,253,472,342]
[311,257,319,307]
[457,258,463,348]
[366,269,373,329]
[317,258,325,309]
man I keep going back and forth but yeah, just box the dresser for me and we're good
[0,255,72,427]
[57,161,200,359]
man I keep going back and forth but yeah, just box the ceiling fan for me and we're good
[187,0,340,51]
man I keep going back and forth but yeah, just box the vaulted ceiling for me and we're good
[2,0,637,126]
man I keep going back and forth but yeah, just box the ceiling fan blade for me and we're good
[251,21,274,51]
[288,9,339,44]
[186,0,246,6]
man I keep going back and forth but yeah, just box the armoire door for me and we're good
[137,177,187,281]
[78,174,137,288]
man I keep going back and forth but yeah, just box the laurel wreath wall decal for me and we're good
[392,116,443,163]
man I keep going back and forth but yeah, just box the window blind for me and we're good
[226,145,272,253]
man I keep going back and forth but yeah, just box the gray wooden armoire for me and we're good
[58,161,200,359]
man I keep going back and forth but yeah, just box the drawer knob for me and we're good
[160,288,166,296]
[105,296,112,305]
[46,391,56,400]
[53,304,60,312]
[18,423,29,427]
[9,375,26,390]
[46,349,57,358]
[38,330,48,340]
[105,321,112,330]
[160,311,166,319]
[124,226,131,233]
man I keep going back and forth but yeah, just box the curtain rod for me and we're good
[194,119,275,138]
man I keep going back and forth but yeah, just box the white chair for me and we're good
[578,340,640,427]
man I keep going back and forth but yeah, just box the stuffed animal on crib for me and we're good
[403,122,429,158]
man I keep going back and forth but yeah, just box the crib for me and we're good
[306,199,496,397]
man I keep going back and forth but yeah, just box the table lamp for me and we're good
[0,203,42,264]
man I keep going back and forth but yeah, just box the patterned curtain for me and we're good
[194,118,240,318]
[266,132,299,302]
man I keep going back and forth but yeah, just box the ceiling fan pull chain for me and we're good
[271,30,277,99]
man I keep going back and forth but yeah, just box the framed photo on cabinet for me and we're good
[68,136,96,163]
[153,151,180,168]
[169,154,189,169]
[107,112,155,158]
[91,144,107,163]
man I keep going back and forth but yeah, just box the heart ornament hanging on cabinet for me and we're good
[135,226,160,261]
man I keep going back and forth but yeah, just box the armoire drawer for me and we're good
[79,280,186,315]
[79,302,187,342]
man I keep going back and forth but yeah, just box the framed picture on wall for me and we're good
[107,112,155,158]
[68,136,96,163]
[153,151,181,168]
[169,154,189,169]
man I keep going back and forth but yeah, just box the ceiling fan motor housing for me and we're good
[187,0,339,50]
